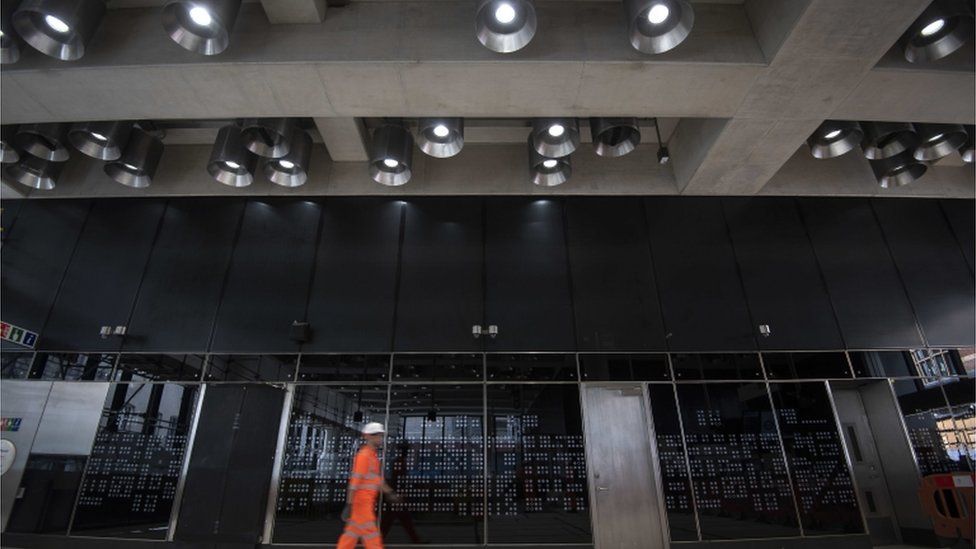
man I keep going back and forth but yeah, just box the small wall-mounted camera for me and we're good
[758,324,771,337]
[99,326,126,339]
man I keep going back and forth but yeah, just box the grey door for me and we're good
[582,385,668,549]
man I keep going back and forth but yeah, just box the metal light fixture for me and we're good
[369,124,413,186]
[912,123,967,161]
[104,128,164,188]
[590,117,641,157]
[870,150,927,189]
[13,123,71,162]
[902,0,973,63]
[1,126,19,164]
[4,155,65,190]
[959,125,974,163]
[528,136,571,187]
[624,0,695,54]
[265,128,312,187]
[68,121,132,161]
[475,0,537,53]
[162,0,241,56]
[417,118,464,158]
[654,118,670,164]
[531,118,580,158]
[1,4,21,64]
[241,117,296,159]
[806,120,863,159]
[207,124,257,187]
[12,0,105,61]
[859,122,919,160]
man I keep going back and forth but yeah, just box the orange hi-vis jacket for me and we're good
[338,445,384,549]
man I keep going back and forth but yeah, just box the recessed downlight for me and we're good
[433,125,450,138]
[625,0,694,54]
[495,3,516,24]
[476,0,537,53]
[532,118,579,158]
[806,120,862,159]
[265,128,312,187]
[163,0,241,55]
[902,0,973,63]
[542,159,558,169]
[189,6,213,26]
[44,14,69,33]
[12,0,106,61]
[647,4,670,24]
[527,135,571,187]
[383,158,399,168]
[370,124,413,186]
[920,18,945,37]
[823,129,842,140]
[417,118,464,158]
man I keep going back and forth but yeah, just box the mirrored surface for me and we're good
[205,354,297,382]
[486,354,577,381]
[392,354,483,381]
[763,352,852,380]
[671,353,763,381]
[579,354,670,381]
[893,378,972,475]
[1,351,33,379]
[297,354,390,382]
[6,455,86,534]
[115,354,205,382]
[30,353,115,381]
[646,384,697,541]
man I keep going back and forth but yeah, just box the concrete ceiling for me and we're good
[1,0,973,199]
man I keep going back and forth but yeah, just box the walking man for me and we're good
[338,422,401,549]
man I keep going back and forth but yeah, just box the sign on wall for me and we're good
[0,321,37,349]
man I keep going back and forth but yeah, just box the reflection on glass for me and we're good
[676,383,800,539]
[768,383,862,535]
[486,384,590,544]
[850,351,915,378]
[206,354,297,382]
[30,353,115,381]
[672,353,763,381]
[115,354,205,382]
[274,385,388,543]
[297,354,390,382]
[71,383,199,538]
[910,349,964,378]
[1,352,33,379]
[763,353,852,380]
[893,379,971,475]
[384,384,484,544]
[486,354,577,381]
[647,384,697,541]
[579,354,670,381]
[6,455,87,534]
[940,377,975,467]
[392,354,483,381]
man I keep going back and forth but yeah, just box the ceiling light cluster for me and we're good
[901,0,973,63]
[806,120,973,189]
[208,119,312,188]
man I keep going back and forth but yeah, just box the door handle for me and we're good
[597,486,610,492]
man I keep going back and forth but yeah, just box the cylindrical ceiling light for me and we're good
[475,0,537,53]
[902,0,973,63]
[4,155,65,190]
[68,121,132,161]
[624,0,695,54]
[869,150,927,189]
[531,118,580,158]
[912,123,967,161]
[162,0,241,56]
[527,136,571,187]
[265,128,312,187]
[13,123,71,162]
[104,128,164,188]
[590,117,641,157]
[806,120,863,159]
[417,118,464,158]
[859,122,919,160]
[207,124,257,187]
[1,4,21,64]
[1,126,19,164]
[369,125,413,186]
[12,0,106,61]
[240,117,296,159]
[959,125,975,163]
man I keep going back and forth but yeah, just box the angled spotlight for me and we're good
[417,118,464,158]
[869,150,927,189]
[902,0,973,63]
[960,125,975,163]
[104,128,164,188]
[208,124,257,187]
[4,155,65,190]
[912,123,967,161]
[11,0,105,61]
[265,128,312,187]
[475,0,537,53]
[859,122,919,160]
[528,136,571,186]
[14,123,71,162]
[1,126,19,164]
[806,120,863,159]
[241,118,296,159]
[163,0,241,55]
[1,4,22,64]
[590,117,641,157]
[624,0,694,54]
[531,118,580,158]
[369,125,413,186]
[68,121,132,161]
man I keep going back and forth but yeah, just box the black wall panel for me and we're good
[873,199,976,347]
[123,199,245,352]
[303,199,401,352]
[395,199,483,352]
[210,200,321,353]
[799,199,922,349]
[485,198,575,351]
[941,199,975,274]
[1,200,89,351]
[39,200,165,351]
[645,197,755,351]
[566,197,666,350]
[723,197,843,350]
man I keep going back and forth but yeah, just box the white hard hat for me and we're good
[362,422,385,435]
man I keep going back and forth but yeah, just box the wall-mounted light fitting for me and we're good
[911,123,968,161]
[4,154,65,190]
[475,0,537,53]
[624,0,694,54]
[0,126,19,164]
[417,118,464,158]
[13,123,71,162]
[806,120,863,159]
[869,149,927,189]
[68,120,132,161]
[12,0,105,61]
[265,128,312,187]
[369,124,413,186]
[241,117,296,159]
[528,135,571,186]
[901,0,973,63]
[163,0,241,55]
[590,117,641,157]
[104,128,164,188]
[208,124,257,187]
[859,122,919,160]
[531,118,580,158]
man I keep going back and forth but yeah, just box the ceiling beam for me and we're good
[259,0,327,24]
[315,117,369,161]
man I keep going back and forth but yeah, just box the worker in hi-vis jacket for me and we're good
[337,422,401,549]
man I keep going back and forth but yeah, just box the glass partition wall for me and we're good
[0,349,972,546]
